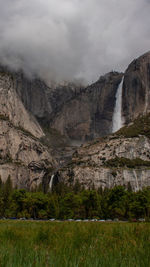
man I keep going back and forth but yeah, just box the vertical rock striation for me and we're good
[0,69,55,189]
[122,51,150,124]
[57,131,150,191]
[6,68,123,141]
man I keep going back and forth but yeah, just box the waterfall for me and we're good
[112,77,124,133]
[49,174,54,192]
[133,170,139,192]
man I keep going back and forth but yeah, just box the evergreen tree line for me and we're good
[0,176,150,220]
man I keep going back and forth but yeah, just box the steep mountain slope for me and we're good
[3,68,123,165]
[1,51,150,191]
[3,51,150,144]
[10,69,123,141]
[0,69,44,138]
[57,114,150,191]
[50,72,123,140]
[122,51,150,123]
[0,70,55,189]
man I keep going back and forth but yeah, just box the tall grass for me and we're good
[0,221,149,266]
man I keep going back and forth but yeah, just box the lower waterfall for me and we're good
[112,77,124,133]
[49,174,54,192]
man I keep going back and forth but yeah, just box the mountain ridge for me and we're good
[0,51,150,191]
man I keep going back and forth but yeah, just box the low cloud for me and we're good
[0,0,150,83]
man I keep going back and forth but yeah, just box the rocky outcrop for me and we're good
[0,70,55,189]
[0,70,44,138]
[122,51,150,124]
[57,126,150,191]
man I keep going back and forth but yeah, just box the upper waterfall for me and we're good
[112,77,124,133]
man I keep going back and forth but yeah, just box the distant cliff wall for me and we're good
[9,69,123,141]
[122,51,150,123]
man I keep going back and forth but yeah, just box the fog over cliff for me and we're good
[0,0,150,83]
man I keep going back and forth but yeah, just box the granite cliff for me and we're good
[56,114,150,191]
[9,70,123,141]
[3,68,123,166]
[122,51,150,123]
[0,70,55,189]
[1,51,150,191]
[10,52,150,144]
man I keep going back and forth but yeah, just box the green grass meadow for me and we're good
[0,221,149,267]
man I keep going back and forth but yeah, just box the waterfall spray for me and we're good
[112,77,124,133]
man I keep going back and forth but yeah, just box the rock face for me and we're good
[0,70,55,189]
[57,133,150,191]
[0,70,44,138]
[1,51,150,191]
[12,70,123,141]
[51,72,123,140]
[3,51,150,143]
[122,51,150,123]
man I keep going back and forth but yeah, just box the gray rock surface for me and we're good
[51,72,123,140]
[0,70,44,138]
[123,51,150,123]
[3,51,150,143]
[1,51,150,191]
[0,70,55,189]
[9,69,123,141]
[57,134,150,191]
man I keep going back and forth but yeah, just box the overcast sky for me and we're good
[0,0,150,83]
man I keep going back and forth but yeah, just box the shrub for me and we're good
[117,113,150,138]
[105,157,150,168]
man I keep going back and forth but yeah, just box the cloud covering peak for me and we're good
[0,0,150,83]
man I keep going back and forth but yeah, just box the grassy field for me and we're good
[0,221,149,267]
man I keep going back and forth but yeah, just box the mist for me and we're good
[0,0,150,83]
